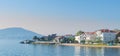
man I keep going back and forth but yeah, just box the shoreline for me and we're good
[59,43,120,48]
[31,41,120,48]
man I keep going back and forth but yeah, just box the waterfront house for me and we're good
[75,29,116,44]
[53,36,64,43]
[96,29,116,43]
[84,32,96,44]
[75,33,86,43]
[75,32,96,44]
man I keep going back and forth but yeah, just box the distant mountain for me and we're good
[0,27,42,39]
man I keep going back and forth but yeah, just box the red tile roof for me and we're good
[98,29,115,33]
[85,32,95,34]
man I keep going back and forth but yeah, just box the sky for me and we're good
[0,0,120,35]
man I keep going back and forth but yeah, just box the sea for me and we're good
[0,39,120,56]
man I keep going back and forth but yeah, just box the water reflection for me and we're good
[32,44,75,56]
[1,39,119,56]
[74,46,120,56]
[32,44,120,56]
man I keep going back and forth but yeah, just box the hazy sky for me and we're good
[0,0,120,35]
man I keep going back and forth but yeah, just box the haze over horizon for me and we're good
[0,0,120,35]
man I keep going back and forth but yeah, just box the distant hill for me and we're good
[0,27,42,39]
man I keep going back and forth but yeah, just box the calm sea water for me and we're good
[0,39,120,56]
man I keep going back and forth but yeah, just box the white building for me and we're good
[84,32,96,44]
[85,32,96,41]
[96,29,116,43]
[75,33,86,43]
[75,32,96,44]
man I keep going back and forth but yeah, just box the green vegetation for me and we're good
[33,36,40,41]
[76,30,84,36]
[61,38,74,43]
[80,40,85,44]
[33,34,57,41]
[114,39,119,43]
[94,37,102,43]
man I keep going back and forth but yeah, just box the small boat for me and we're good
[20,40,34,44]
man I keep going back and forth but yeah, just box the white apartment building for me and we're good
[96,29,116,43]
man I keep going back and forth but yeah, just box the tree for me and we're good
[33,36,39,41]
[86,40,93,44]
[115,32,120,43]
[80,40,85,44]
[76,30,84,36]
[61,37,76,43]
[67,37,75,43]
[94,37,102,43]
[114,39,119,43]
[116,32,120,37]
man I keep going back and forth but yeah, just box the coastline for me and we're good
[31,41,120,48]
[59,43,120,48]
